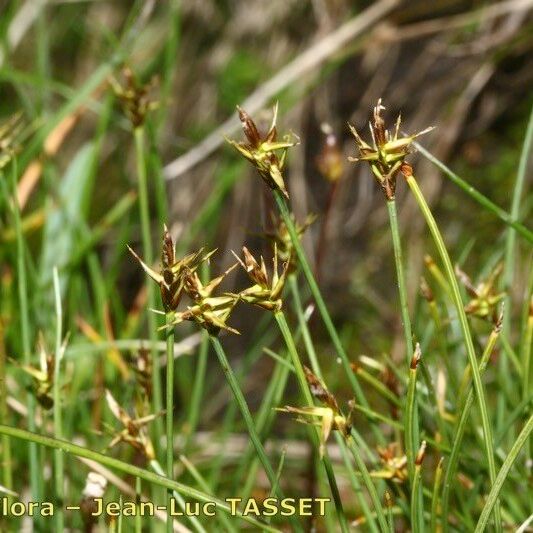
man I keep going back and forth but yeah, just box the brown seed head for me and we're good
[109,66,159,128]
[348,99,432,199]
[410,343,422,370]
[415,440,427,466]
[227,104,298,198]
[304,366,339,413]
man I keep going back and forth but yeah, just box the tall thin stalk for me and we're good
[405,365,420,469]
[150,459,206,533]
[411,442,426,533]
[502,104,533,331]
[52,267,64,533]
[134,126,163,448]
[208,335,303,532]
[387,197,422,526]
[8,161,41,502]
[441,323,501,528]
[0,320,12,503]
[288,275,381,532]
[431,458,444,532]
[386,199,415,366]
[499,104,533,434]
[184,329,209,454]
[405,170,501,530]
[275,311,357,533]
[273,190,384,446]
[474,414,533,533]
[165,311,175,533]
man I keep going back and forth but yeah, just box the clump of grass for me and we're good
[1,67,532,533]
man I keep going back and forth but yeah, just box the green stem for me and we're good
[386,493,394,533]
[521,309,532,467]
[184,330,209,454]
[0,425,280,532]
[288,275,381,532]
[52,268,64,532]
[406,173,501,531]
[165,312,175,533]
[411,456,424,533]
[346,435,389,533]
[150,459,205,533]
[179,455,236,533]
[274,311,351,533]
[0,321,12,503]
[499,104,533,438]
[386,199,415,364]
[239,350,291,500]
[414,141,533,244]
[208,337,294,510]
[440,284,502,530]
[474,415,533,533]
[8,161,41,503]
[431,458,444,532]
[522,311,532,411]
[502,104,533,332]
[135,477,142,533]
[387,198,423,527]
[134,126,163,451]
[273,190,384,445]
[405,356,420,479]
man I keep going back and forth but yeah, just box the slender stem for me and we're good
[385,492,394,533]
[135,477,142,533]
[338,436,381,533]
[386,199,415,364]
[208,337,295,509]
[406,173,501,530]
[274,311,352,533]
[273,190,384,445]
[387,197,423,526]
[180,455,237,533]
[474,415,533,533]
[150,459,206,533]
[502,104,533,329]
[405,357,419,479]
[134,126,163,449]
[0,425,280,532]
[499,104,533,437]
[431,458,444,532]
[346,434,389,533]
[406,353,424,532]
[239,350,291,500]
[185,261,210,454]
[411,458,424,533]
[521,305,532,467]
[440,284,502,530]
[52,268,64,532]
[288,276,381,530]
[0,320,12,503]
[414,141,533,244]
[522,308,532,411]
[165,312,175,533]
[184,330,209,454]
[8,161,41,502]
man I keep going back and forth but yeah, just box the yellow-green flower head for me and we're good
[348,99,433,199]
[128,225,214,312]
[227,104,298,199]
[232,245,289,312]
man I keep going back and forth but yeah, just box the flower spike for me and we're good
[348,98,434,199]
[226,105,298,198]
